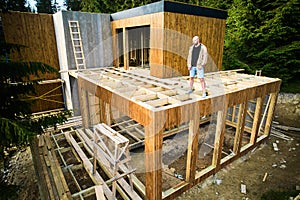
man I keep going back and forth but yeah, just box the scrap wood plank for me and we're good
[95,185,106,200]
[64,132,116,200]
[272,124,300,132]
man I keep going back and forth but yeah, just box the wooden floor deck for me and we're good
[32,68,281,200]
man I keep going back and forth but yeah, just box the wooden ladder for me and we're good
[68,21,86,70]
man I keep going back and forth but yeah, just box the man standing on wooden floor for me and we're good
[187,35,208,98]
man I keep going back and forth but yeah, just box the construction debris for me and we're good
[262,172,268,182]
[273,143,279,151]
[240,183,247,194]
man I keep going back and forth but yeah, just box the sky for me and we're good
[27,0,66,12]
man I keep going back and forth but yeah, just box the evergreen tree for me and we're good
[81,0,158,13]
[0,0,32,12]
[65,0,82,11]
[36,0,58,13]
[0,25,71,158]
[223,0,300,84]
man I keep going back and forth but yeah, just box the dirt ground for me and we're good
[175,133,300,200]
[1,130,298,200]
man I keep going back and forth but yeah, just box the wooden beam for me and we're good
[185,114,200,183]
[78,79,90,128]
[264,93,278,135]
[250,97,264,144]
[95,185,106,200]
[231,105,236,122]
[144,111,164,200]
[123,27,129,70]
[233,102,247,154]
[212,108,227,169]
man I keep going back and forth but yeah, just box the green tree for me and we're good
[0,0,32,12]
[81,0,157,13]
[223,0,300,85]
[65,0,82,11]
[36,0,59,13]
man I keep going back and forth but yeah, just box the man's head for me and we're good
[192,36,199,45]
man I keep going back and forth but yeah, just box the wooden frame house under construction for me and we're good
[1,1,281,200]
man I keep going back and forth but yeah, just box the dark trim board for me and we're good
[110,0,227,21]
[164,1,227,19]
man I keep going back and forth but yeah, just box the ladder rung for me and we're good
[76,57,84,59]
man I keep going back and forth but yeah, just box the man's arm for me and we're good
[200,45,208,66]
[187,46,192,70]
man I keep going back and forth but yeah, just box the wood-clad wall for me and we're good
[111,12,164,76]
[1,11,64,112]
[1,11,60,77]
[111,11,226,78]
[163,12,226,78]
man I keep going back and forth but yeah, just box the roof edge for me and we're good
[110,0,227,21]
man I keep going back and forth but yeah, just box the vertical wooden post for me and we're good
[105,103,112,126]
[186,115,200,183]
[78,78,89,129]
[233,102,247,154]
[144,111,164,200]
[141,30,144,68]
[264,93,278,135]
[250,97,264,144]
[123,27,129,70]
[212,108,227,168]
[232,105,236,122]
[112,28,119,67]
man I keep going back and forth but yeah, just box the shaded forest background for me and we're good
[1,0,299,92]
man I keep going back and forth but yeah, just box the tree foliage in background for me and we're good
[0,0,32,12]
[223,0,299,85]
[178,0,299,86]
[36,0,59,13]
[65,0,82,11]
[0,27,71,158]
[81,0,158,13]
